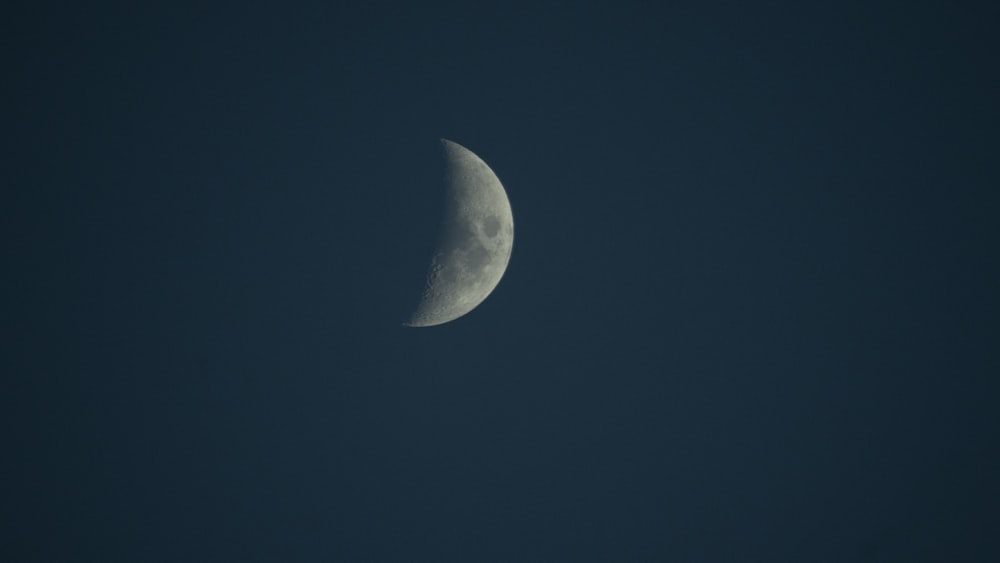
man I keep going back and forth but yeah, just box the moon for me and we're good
[405,139,514,327]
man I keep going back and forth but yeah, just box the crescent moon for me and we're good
[405,139,514,327]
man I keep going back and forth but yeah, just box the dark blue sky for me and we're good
[5,2,998,561]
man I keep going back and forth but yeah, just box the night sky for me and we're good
[5,2,999,561]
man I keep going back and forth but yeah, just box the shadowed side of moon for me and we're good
[405,139,514,327]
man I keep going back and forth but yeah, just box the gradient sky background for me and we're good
[4,2,998,561]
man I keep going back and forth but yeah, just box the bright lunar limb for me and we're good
[405,139,514,327]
